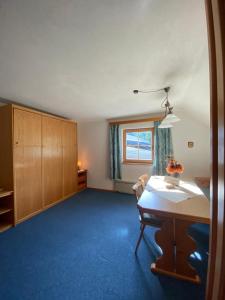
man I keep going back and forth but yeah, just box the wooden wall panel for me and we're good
[42,116,63,206]
[63,121,77,146]
[14,146,42,221]
[63,144,77,196]
[63,122,77,197]
[13,109,24,146]
[13,109,42,222]
[42,116,62,146]
[14,109,42,146]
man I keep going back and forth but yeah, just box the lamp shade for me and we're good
[158,120,173,128]
[163,112,180,123]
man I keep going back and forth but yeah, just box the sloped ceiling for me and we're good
[0,0,209,124]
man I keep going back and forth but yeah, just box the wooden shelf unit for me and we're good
[0,191,13,198]
[0,191,14,232]
[0,223,13,233]
[0,208,12,215]
[78,170,87,191]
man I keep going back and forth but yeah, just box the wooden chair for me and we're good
[132,181,162,254]
[138,174,149,189]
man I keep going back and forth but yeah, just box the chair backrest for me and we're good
[138,174,149,188]
[132,182,144,201]
[132,182,148,224]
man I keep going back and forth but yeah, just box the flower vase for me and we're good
[173,173,180,178]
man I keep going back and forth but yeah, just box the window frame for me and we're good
[122,127,154,164]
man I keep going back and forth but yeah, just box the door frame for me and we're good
[205,0,225,299]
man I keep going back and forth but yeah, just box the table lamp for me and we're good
[77,161,82,171]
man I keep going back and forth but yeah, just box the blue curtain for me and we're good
[109,124,122,180]
[152,121,174,175]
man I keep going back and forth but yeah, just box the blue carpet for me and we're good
[0,189,209,300]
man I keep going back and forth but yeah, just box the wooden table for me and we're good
[137,176,210,284]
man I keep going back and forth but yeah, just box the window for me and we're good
[123,128,154,164]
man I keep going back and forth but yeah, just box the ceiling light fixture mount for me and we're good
[133,86,180,128]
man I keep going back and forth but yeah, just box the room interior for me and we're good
[0,0,215,299]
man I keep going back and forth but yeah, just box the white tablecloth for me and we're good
[146,176,202,203]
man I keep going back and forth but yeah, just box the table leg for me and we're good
[151,217,175,273]
[151,218,200,284]
[175,219,200,283]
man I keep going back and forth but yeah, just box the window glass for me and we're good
[126,132,139,160]
[123,128,153,163]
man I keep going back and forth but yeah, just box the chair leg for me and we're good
[135,224,146,254]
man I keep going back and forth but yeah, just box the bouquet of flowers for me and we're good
[166,158,184,177]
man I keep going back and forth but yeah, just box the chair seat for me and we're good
[139,213,162,227]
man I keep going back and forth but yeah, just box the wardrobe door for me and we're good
[14,109,42,222]
[63,121,77,197]
[42,116,63,206]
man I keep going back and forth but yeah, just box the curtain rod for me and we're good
[108,116,163,126]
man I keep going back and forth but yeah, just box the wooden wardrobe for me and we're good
[0,104,77,228]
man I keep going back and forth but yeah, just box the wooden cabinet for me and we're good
[63,122,77,197]
[42,116,63,207]
[0,104,78,228]
[63,120,77,147]
[14,109,42,146]
[14,109,42,222]
[14,146,42,221]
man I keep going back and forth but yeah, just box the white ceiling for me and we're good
[0,0,209,124]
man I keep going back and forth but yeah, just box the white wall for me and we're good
[78,121,114,190]
[172,112,210,178]
[78,113,210,190]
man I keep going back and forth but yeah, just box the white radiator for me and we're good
[114,180,135,194]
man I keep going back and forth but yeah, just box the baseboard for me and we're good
[16,208,44,224]
[87,186,114,192]
[87,186,133,194]
[44,191,77,210]
[15,191,78,225]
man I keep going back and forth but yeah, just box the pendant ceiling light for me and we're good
[133,86,180,128]
[157,120,173,128]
